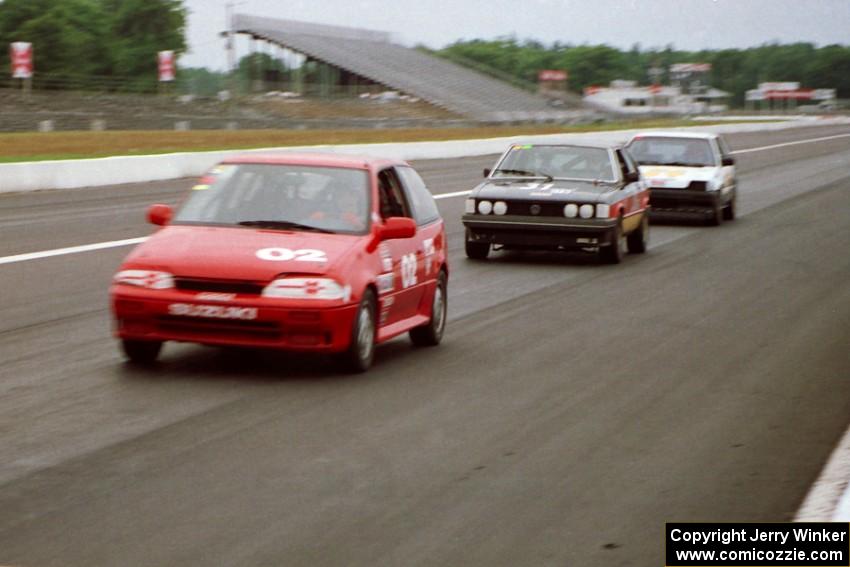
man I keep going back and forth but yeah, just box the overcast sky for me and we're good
[181,0,850,70]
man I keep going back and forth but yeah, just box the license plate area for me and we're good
[167,303,258,320]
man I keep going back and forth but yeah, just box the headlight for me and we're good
[596,204,610,218]
[564,204,578,218]
[113,270,175,290]
[465,198,476,213]
[477,200,493,215]
[262,277,351,301]
[493,201,508,215]
[707,178,721,191]
[579,204,594,219]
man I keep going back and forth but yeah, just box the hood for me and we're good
[473,179,616,203]
[638,165,721,189]
[123,225,360,281]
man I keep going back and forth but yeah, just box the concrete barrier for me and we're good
[1,117,847,194]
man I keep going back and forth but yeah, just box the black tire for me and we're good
[600,220,625,264]
[121,339,162,364]
[340,290,377,373]
[410,271,447,347]
[626,213,649,254]
[465,235,490,260]
[723,195,736,221]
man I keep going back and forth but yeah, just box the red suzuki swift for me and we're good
[110,153,448,372]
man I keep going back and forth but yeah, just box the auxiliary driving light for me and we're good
[596,204,610,218]
[478,200,493,215]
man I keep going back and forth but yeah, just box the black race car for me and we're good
[461,142,650,263]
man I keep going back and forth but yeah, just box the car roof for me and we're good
[510,140,622,150]
[628,131,718,141]
[222,152,407,170]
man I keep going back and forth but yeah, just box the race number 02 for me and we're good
[256,248,327,262]
[400,253,417,288]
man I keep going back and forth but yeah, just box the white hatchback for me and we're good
[626,132,737,225]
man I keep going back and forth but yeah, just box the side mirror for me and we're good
[624,171,640,184]
[483,168,491,178]
[379,217,416,241]
[147,204,173,226]
[722,156,735,166]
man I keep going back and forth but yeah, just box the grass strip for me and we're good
[0,119,768,163]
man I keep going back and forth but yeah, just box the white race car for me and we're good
[625,132,737,225]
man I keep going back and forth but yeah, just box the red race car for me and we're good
[110,153,448,372]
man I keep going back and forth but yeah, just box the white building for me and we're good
[583,80,730,115]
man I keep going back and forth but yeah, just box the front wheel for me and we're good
[465,235,490,260]
[600,221,625,264]
[410,271,447,347]
[121,339,162,365]
[627,213,649,254]
[340,290,377,373]
[723,195,736,221]
[708,198,724,226]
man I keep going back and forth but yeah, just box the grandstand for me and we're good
[233,14,581,122]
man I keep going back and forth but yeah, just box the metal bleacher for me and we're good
[233,14,578,122]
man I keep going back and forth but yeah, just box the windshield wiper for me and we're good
[237,220,334,233]
[494,169,553,181]
[493,168,539,177]
[659,161,704,167]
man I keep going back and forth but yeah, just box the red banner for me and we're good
[158,50,175,82]
[10,42,33,79]
[765,89,814,100]
[538,70,567,82]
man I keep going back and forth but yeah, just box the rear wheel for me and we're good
[627,213,649,254]
[340,290,376,373]
[600,220,625,264]
[465,237,490,260]
[410,271,447,347]
[121,340,162,365]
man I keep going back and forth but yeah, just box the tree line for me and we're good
[3,0,848,107]
[0,0,186,87]
[437,39,850,106]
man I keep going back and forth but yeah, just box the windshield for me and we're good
[627,137,717,167]
[492,145,616,182]
[173,163,371,235]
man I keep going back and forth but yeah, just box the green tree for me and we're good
[178,67,226,97]
[235,52,290,92]
[0,0,111,78]
[103,0,187,80]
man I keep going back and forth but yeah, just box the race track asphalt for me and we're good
[0,124,848,566]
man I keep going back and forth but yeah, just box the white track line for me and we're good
[434,189,472,199]
[0,237,147,266]
[795,417,850,521]
[0,132,847,267]
[730,133,850,155]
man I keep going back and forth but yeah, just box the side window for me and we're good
[377,168,412,220]
[717,137,732,159]
[396,166,440,226]
[622,150,639,175]
[615,150,632,180]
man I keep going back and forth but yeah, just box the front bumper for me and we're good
[111,286,358,352]
[649,188,722,216]
[462,214,619,248]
